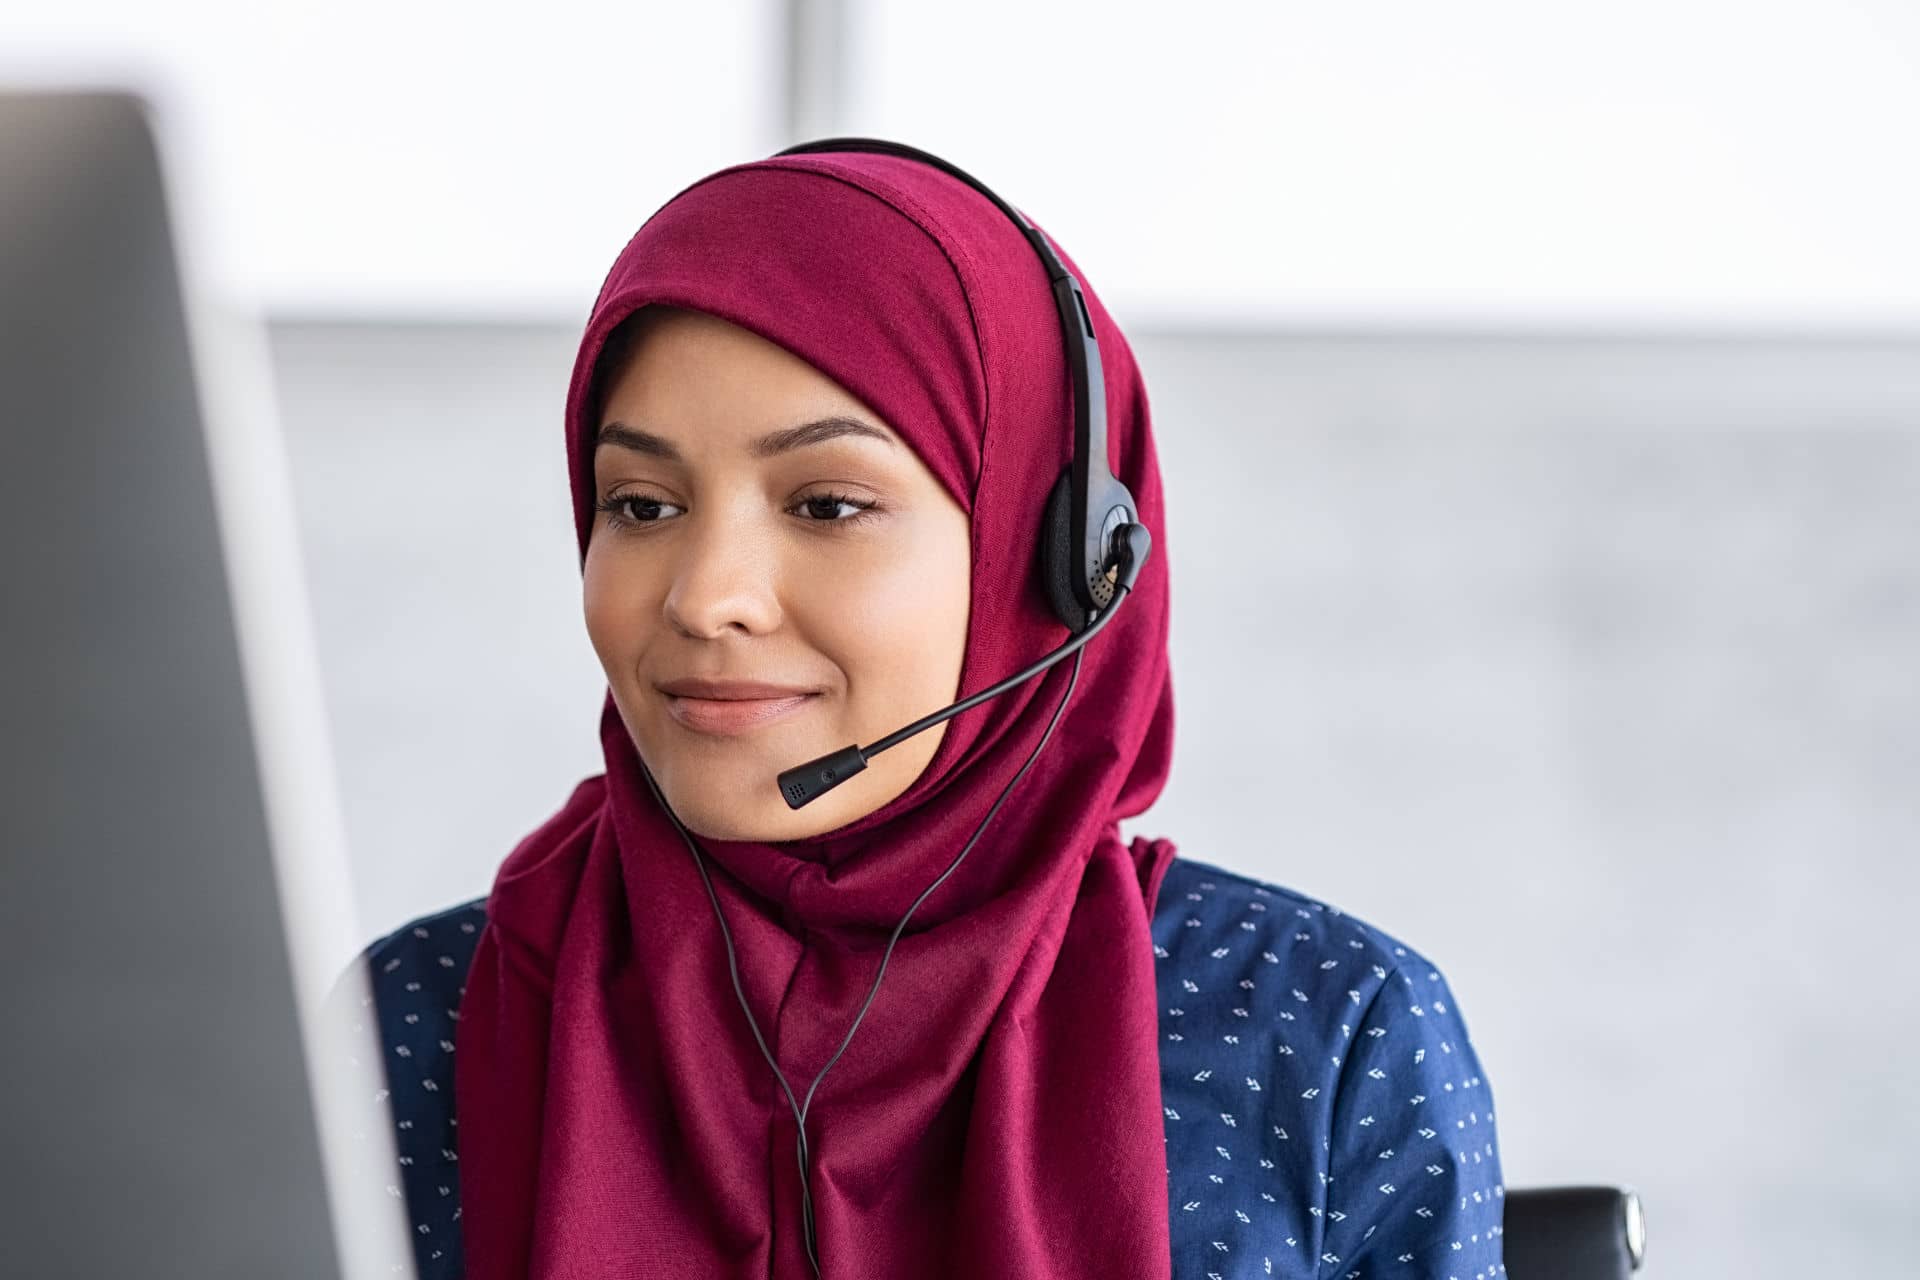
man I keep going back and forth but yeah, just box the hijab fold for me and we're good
[455,149,1178,1278]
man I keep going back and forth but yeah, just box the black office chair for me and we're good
[1503,1185,1646,1279]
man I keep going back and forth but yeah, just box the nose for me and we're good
[660,506,783,640]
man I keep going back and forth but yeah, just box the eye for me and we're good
[592,494,684,528]
[792,491,881,525]
[591,489,882,532]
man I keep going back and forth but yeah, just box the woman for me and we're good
[332,142,1507,1279]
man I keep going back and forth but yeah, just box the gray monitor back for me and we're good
[0,91,343,1276]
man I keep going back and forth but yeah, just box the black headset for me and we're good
[769,136,1152,811]
[632,137,1153,1277]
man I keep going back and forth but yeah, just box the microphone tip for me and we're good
[777,744,869,810]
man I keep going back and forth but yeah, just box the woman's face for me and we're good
[583,305,972,842]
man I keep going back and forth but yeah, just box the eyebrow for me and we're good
[595,415,898,462]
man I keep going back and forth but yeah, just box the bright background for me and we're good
[8,1,1920,325]
[8,4,1919,1277]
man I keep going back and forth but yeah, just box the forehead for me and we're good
[604,306,832,400]
[594,307,907,461]
[606,305,883,410]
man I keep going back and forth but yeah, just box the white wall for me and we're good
[848,0,1920,327]
[1,1,781,311]
[8,1,1920,325]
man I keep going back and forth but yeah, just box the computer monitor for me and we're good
[0,89,408,1276]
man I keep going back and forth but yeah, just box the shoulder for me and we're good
[323,894,490,1058]
[1149,853,1469,1105]
[1149,855,1503,1276]
[1149,853,1486,1092]
[1151,853,1452,1010]
[328,896,488,1280]
[351,896,490,1091]
[363,896,490,982]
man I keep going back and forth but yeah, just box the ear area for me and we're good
[1040,467,1092,636]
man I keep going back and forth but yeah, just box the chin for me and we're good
[629,719,875,841]
[653,769,794,839]
[665,780,864,844]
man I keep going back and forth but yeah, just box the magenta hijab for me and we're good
[454,148,1178,1278]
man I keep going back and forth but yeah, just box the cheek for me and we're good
[580,544,651,665]
[803,521,971,709]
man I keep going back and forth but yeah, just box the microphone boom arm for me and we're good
[778,523,1150,810]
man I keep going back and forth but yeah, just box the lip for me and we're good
[664,691,819,736]
[657,677,820,700]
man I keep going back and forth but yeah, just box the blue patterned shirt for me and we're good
[330,855,1506,1278]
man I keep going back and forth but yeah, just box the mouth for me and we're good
[663,691,820,737]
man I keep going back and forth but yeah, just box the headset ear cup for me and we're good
[1041,468,1090,634]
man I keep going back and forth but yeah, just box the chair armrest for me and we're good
[1503,1184,1647,1280]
